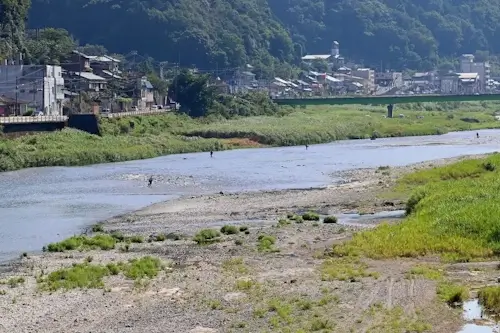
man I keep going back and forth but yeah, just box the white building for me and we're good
[301,40,345,69]
[0,65,65,115]
[460,54,491,91]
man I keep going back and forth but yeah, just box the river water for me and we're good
[0,129,499,262]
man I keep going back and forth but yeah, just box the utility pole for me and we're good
[78,52,82,110]
[15,76,18,115]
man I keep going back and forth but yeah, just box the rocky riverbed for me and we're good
[0,154,497,333]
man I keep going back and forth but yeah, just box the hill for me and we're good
[28,0,295,77]
[21,0,500,71]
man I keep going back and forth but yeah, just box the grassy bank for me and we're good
[1,102,500,171]
[335,152,500,262]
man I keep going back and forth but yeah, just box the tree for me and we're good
[168,70,216,118]
[25,28,76,64]
[147,74,168,95]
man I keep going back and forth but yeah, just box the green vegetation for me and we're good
[478,286,500,314]
[27,0,500,73]
[363,305,432,333]
[437,282,469,306]
[302,211,320,221]
[257,234,278,252]
[91,224,105,233]
[193,229,221,244]
[334,152,500,262]
[406,265,444,280]
[320,257,379,281]
[44,234,116,252]
[220,225,240,235]
[222,257,249,275]
[0,277,25,288]
[323,216,338,224]
[2,104,500,172]
[38,256,164,291]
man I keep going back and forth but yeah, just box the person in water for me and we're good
[305,144,308,150]
[148,176,153,187]
[210,150,213,157]
[477,132,480,139]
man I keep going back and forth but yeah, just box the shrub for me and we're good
[45,235,116,252]
[479,286,500,314]
[221,225,239,235]
[239,226,249,232]
[437,282,468,306]
[193,229,221,244]
[323,216,338,224]
[302,212,320,221]
[128,235,144,243]
[257,234,278,252]
[92,224,104,232]
[154,233,167,241]
[122,256,162,280]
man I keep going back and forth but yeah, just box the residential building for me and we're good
[89,55,122,79]
[0,65,65,116]
[65,71,107,92]
[0,96,28,116]
[460,54,490,91]
[352,68,375,86]
[458,72,480,94]
[137,76,154,109]
[64,50,92,72]
[440,73,460,94]
[375,72,403,88]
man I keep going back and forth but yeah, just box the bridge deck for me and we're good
[273,94,500,105]
[0,116,68,124]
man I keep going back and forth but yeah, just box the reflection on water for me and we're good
[0,129,499,262]
[459,299,500,333]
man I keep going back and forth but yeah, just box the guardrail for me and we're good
[102,108,173,118]
[0,115,68,124]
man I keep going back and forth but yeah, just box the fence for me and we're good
[0,115,68,124]
[101,108,173,118]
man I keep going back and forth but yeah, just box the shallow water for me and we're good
[1,129,499,262]
[459,299,500,333]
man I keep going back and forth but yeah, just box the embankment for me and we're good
[1,103,500,172]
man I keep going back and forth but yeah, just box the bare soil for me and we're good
[0,154,495,333]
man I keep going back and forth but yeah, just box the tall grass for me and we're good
[1,102,500,171]
[334,153,500,262]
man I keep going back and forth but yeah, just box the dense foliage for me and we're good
[23,0,500,72]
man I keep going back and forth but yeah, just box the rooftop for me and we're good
[302,55,331,61]
[75,72,107,81]
[90,55,121,63]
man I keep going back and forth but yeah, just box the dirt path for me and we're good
[0,154,493,333]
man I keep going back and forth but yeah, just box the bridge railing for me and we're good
[101,108,173,118]
[0,115,68,124]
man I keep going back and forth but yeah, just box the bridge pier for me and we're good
[387,104,394,118]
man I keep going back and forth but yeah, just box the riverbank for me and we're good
[2,154,499,332]
[1,102,500,172]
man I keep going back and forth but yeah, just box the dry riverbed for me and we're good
[0,155,498,333]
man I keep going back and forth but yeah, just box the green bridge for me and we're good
[273,94,500,106]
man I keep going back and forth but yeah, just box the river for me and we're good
[0,129,499,262]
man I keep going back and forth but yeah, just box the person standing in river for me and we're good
[477,132,480,139]
[305,144,308,150]
[148,175,153,187]
[210,150,213,157]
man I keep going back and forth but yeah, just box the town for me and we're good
[0,40,497,122]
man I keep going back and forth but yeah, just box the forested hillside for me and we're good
[21,0,500,71]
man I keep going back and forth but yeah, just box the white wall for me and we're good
[0,65,65,115]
